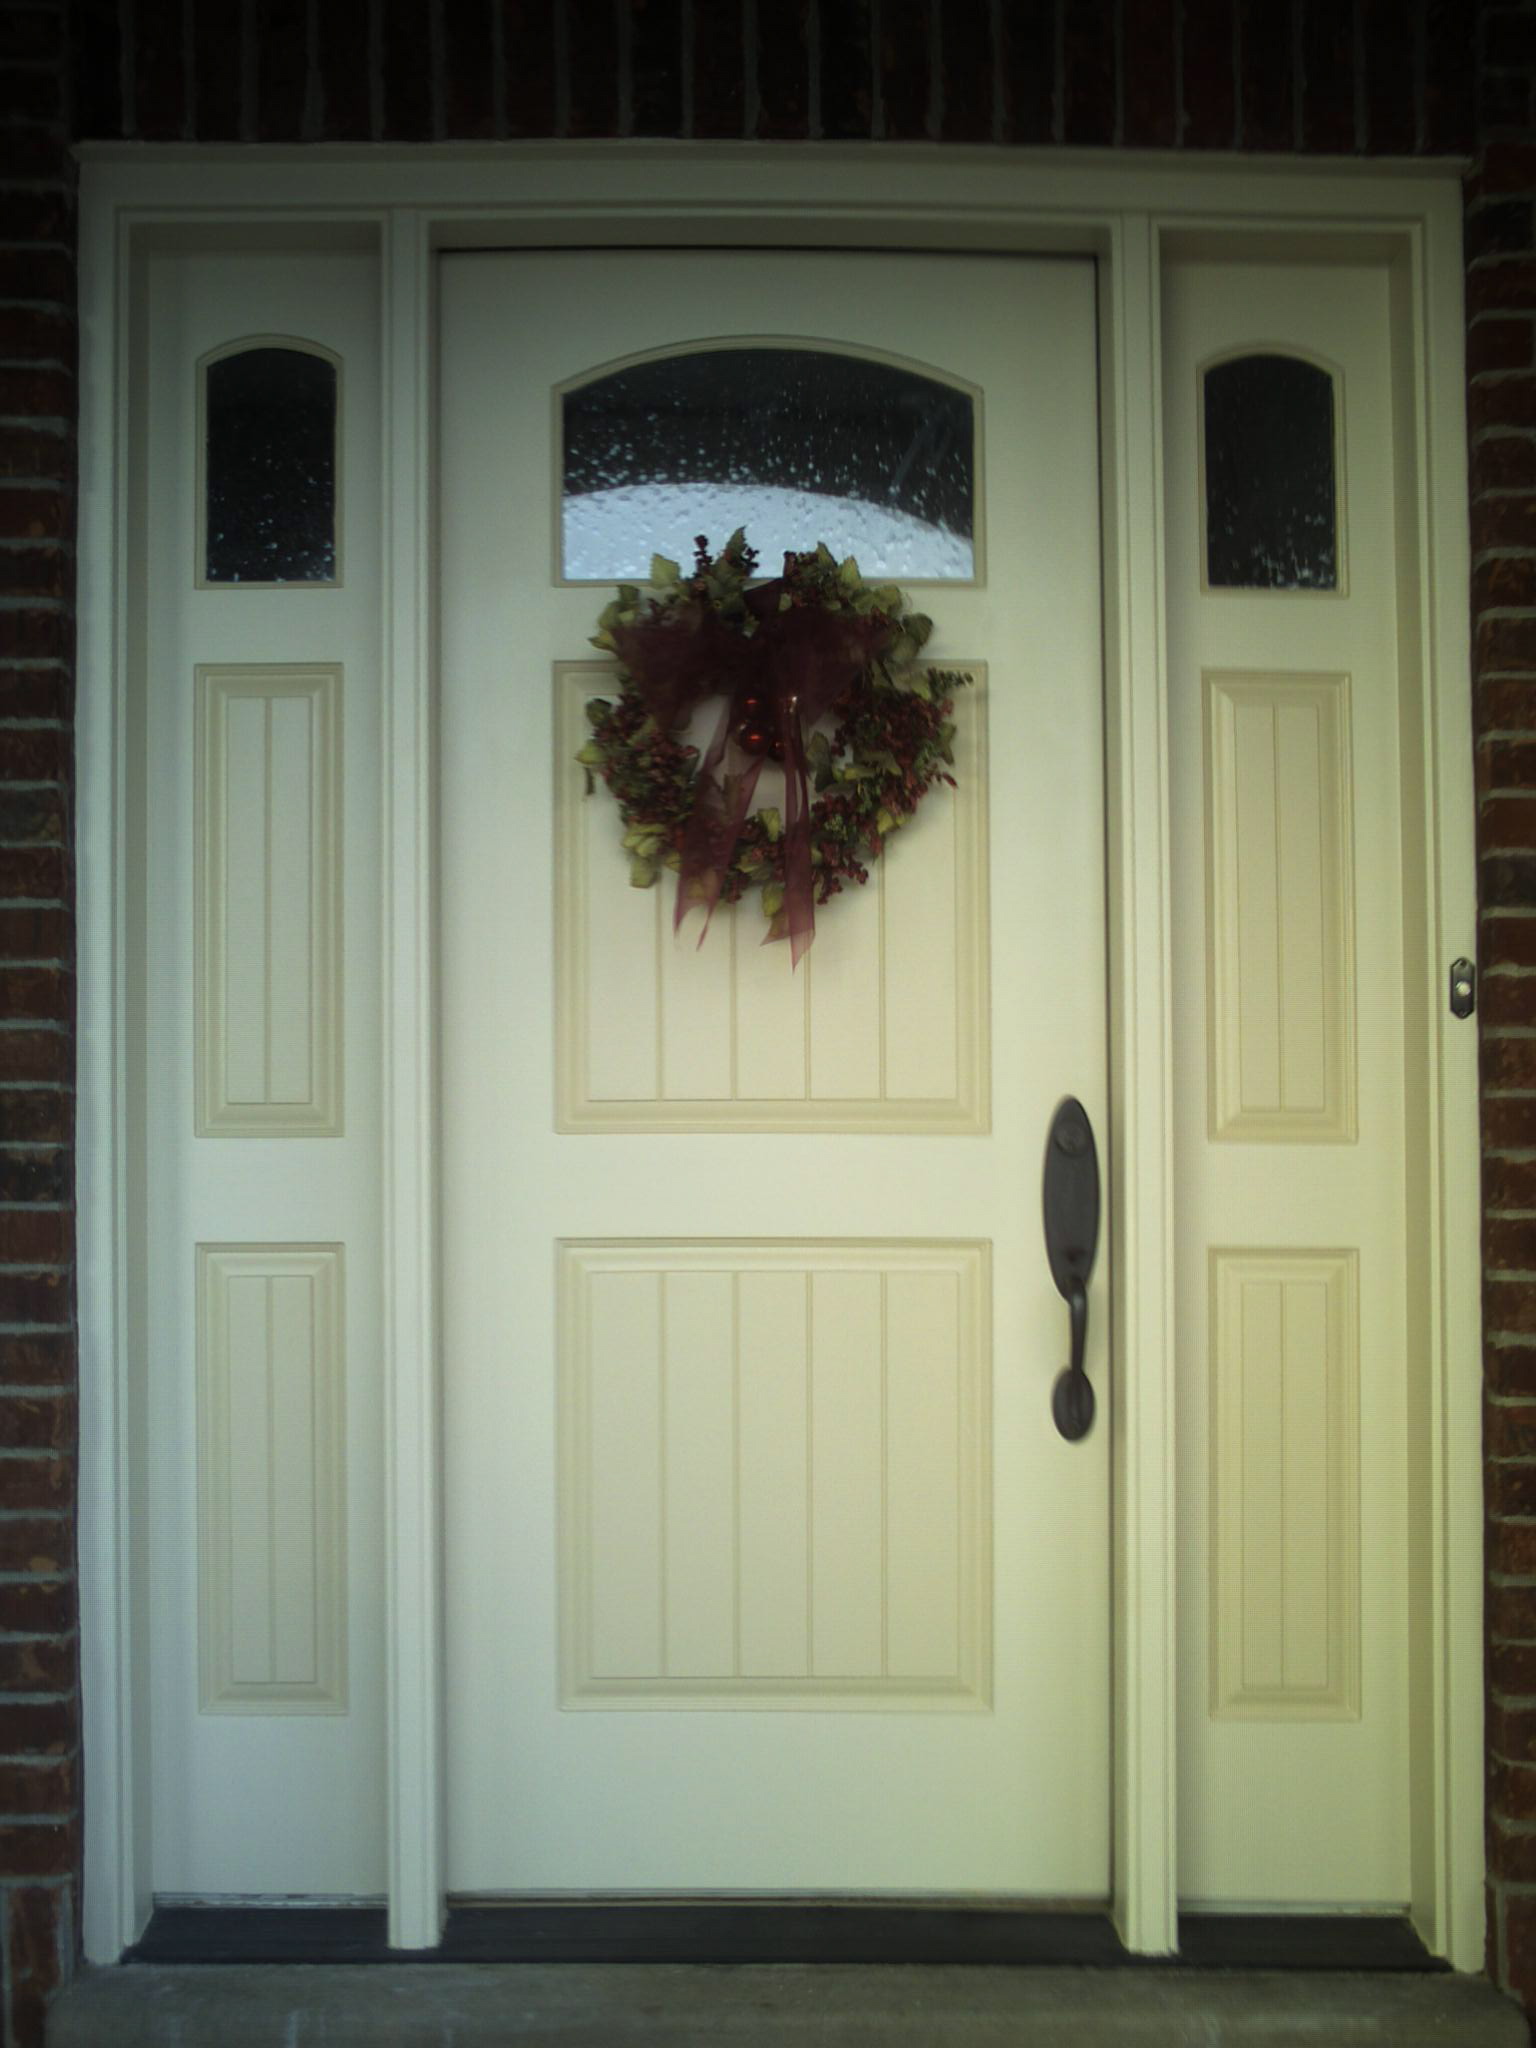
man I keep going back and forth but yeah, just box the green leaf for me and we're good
[576,742,604,767]
[629,855,657,888]
[589,629,617,652]
[617,584,639,607]
[876,807,901,835]
[650,553,680,587]
[759,807,783,842]
[838,554,862,588]
[907,613,933,648]
[761,880,785,919]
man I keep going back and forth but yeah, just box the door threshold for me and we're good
[125,1901,1446,1971]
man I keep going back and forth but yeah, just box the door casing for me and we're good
[74,144,1482,1968]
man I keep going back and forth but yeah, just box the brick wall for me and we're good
[0,2,77,2042]
[0,1,1507,2044]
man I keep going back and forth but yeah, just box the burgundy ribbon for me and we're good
[611,578,893,966]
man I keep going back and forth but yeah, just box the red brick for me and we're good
[0,792,66,852]
[0,310,74,371]
[1476,148,1536,201]
[0,1578,73,1636]
[1481,678,1536,733]
[1061,0,1115,147]
[1490,1517,1536,1575]
[1491,1819,1536,1883]
[130,0,187,137]
[0,67,63,123]
[1483,72,1534,135]
[0,491,69,544]
[0,611,69,663]
[820,0,874,142]
[442,0,497,138]
[0,546,68,602]
[0,730,65,783]
[1122,0,1176,149]
[0,847,66,899]
[1490,1281,1536,1342]
[0,968,68,1024]
[1489,1337,1536,1397]
[1360,0,1413,153]
[1475,436,1536,495]
[1491,1754,1536,1822]
[1487,1215,1536,1270]
[1472,321,1536,377]
[0,907,68,963]
[0,1213,67,1269]
[0,1335,74,1388]
[1492,1463,1536,1520]
[193,0,243,138]
[0,430,73,485]
[0,1635,74,1693]
[1182,0,1237,150]
[1485,851,1536,913]
[0,1755,75,1816]
[997,0,1053,146]
[1471,203,1536,266]
[0,1399,73,1455]
[0,668,70,722]
[1489,1400,1536,1463]
[631,0,684,137]
[1478,557,1536,615]
[0,367,72,421]
[0,1270,68,1323]
[937,0,990,143]
[758,0,812,140]
[1491,1699,1536,1764]
[0,1458,72,1513]
[0,1033,67,1084]
[0,1822,75,1880]
[0,128,70,178]
[1483,798,1536,850]
[1486,1080,1536,1140]
[5,1884,67,2048]
[688,0,745,139]
[1474,375,1536,434]
[0,194,74,250]
[381,0,435,139]
[0,252,73,309]
[0,1697,75,1756]
[1485,974,1536,1030]
[1491,1580,1536,1639]
[1471,261,1536,318]
[1240,0,1293,152]
[1476,498,1536,553]
[1299,0,1354,153]
[0,1517,67,1576]
[0,1104,70,1154]
[0,1152,68,1204]
[1482,739,1536,789]
[255,0,307,141]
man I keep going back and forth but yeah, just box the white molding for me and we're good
[74,143,1477,1970]
[379,208,445,1952]
[1100,213,1180,1955]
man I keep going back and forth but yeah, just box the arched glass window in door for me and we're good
[1202,351,1340,591]
[200,340,340,585]
[560,344,978,582]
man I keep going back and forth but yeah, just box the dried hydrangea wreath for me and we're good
[578,529,971,966]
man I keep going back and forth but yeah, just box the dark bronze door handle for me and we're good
[1042,1096,1100,1441]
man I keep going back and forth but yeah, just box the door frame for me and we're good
[74,144,1480,1968]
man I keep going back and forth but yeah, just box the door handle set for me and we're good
[1042,1096,1100,1442]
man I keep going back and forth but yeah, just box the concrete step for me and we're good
[46,1961,1531,2046]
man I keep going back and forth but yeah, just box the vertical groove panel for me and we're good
[198,1245,347,1712]
[196,665,343,1136]
[1205,671,1356,1141]
[559,1242,988,1707]
[1211,1248,1360,1719]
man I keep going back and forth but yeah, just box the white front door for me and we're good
[437,250,1109,1895]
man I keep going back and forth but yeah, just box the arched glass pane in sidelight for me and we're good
[1203,353,1338,591]
[561,347,976,581]
[204,345,338,584]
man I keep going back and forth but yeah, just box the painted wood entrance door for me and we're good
[437,251,1109,1894]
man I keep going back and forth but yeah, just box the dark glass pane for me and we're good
[205,347,337,583]
[1204,354,1337,590]
[562,347,975,580]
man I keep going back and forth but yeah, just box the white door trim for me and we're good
[74,144,1480,1968]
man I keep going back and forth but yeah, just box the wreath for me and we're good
[578,530,971,965]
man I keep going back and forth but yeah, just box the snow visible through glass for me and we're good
[561,347,976,582]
